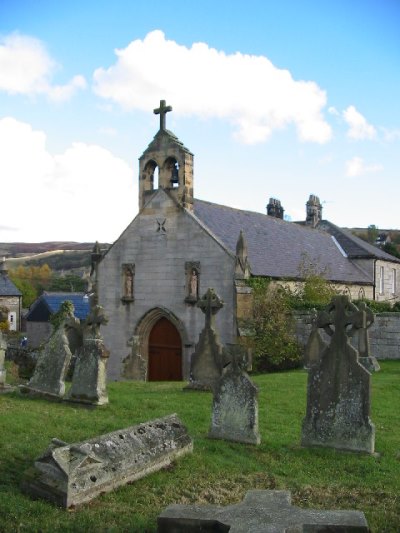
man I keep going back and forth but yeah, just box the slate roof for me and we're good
[317,220,400,262]
[26,292,90,321]
[193,199,372,284]
[0,273,22,297]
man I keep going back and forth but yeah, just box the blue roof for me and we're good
[26,292,90,321]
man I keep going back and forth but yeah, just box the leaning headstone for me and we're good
[21,302,79,398]
[0,329,14,393]
[66,303,109,405]
[185,288,224,391]
[157,489,369,532]
[208,344,260,445]
[301,295,375,454]
[22,413,193,508]
[355,301,380,373]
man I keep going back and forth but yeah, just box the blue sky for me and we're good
[1,0,399,242]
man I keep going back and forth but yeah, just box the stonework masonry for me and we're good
[295,310,400,360]
[98,190,236,381]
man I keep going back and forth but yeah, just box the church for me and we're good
[97,101,400,382]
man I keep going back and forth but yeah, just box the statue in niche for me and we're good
[189,269,198,299]
[123,265,134,301]
[185,262,200,303]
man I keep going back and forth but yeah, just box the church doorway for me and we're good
[148,317,182,381]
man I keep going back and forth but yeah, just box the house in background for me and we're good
[25,292,90,348]
[297,195,400,303]
[0,258,22,331]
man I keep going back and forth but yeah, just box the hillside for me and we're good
[0,242,110,274]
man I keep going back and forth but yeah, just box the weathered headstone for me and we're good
[22,413,193,508]
[301,295,375,454]
[22,303,79,398]
[0,329,14,392]
[157,489,369,532]
[208,344,260,445]
[185,288,224,391]
[355,301,380,373]
[66,303,109,405]
[303,308,326,370]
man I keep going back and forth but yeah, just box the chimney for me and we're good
[306,194,322,227]
[266,198,284,219]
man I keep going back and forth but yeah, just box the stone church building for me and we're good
[97,101,400,382]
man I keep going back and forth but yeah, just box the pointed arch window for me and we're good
[163,157,179,188]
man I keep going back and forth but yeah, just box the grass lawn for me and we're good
[0,361,399,532]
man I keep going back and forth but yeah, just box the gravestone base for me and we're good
[359,356,380,373]
[158,489,369,532]
[301,418,375,454]
[183,381,214,392]
[19,384,64,401]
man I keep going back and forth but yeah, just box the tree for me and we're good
[9,278,38,308]
[241,278,302,372]
[48,274,86,292]
[367,224,379,244]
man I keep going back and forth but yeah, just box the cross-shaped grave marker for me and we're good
[158,489,369,532]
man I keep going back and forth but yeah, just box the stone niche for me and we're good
[22,413,193,508]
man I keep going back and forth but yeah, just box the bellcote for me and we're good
[138,100,194,211]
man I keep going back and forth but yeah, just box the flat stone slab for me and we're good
[158,489,369,532]
[22,413,193,508]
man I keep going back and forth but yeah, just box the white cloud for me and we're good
[0,117,134,241]
[93,30,332,144]
[345,156,383,177]
[0,33,86,101]
[343,105,376,140]
[381,127,400,142]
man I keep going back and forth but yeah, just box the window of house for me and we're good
[379,266,384,294]
[392,268,397,295]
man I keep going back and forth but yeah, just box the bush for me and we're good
[241,278,302,373]
[353,299,394,313]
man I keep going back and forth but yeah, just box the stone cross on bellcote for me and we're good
[153,99,172,131]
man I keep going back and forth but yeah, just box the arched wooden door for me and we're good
[148,317,182,381]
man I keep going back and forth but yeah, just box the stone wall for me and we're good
[26,321,53,348]
[294,310,400,360]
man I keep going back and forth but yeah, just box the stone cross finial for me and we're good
[153,99,172,131]
[197,288,224,328]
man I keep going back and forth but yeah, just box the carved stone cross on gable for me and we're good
[197,288,224,329]
[153,99,172,131]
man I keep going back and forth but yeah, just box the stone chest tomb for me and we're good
[22,413,193,508]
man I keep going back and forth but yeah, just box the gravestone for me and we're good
[301,295,375,454]
[66,303,109,405]
[303,308,326,370]
[185,288,224,391]
[356,301,380,373]
[157,489,369,532]
[22,413,193,508]
[22,303,79,398]
[0,329,13,392]
[208,344,260,445]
